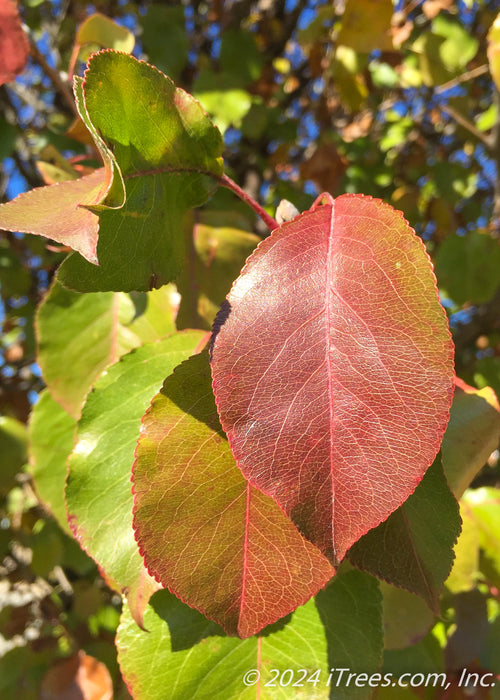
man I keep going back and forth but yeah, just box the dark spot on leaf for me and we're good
[210,299,231,358]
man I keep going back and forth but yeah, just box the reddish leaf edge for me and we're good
[64,331,210,628]
[81,49,225,193]
[346,456,461,615]
[453,374,500,409]
[210,192,455,565]
[64,446,160,633]
[82,48,224,157]
[130,356,335,639]
[0,171,105,264]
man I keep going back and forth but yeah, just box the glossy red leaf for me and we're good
[211,193,454,563]
[132,352,335,638]
[0,0,29,85]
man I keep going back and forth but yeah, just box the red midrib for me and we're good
[325,203,336,559]
[238,481,252,634]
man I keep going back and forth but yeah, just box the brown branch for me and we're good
[435,64,489,95]
[29,36,78,118]
[0,86,44,189]
[440,104,493,149]
[12,150,43,190]
[400,0,424,19]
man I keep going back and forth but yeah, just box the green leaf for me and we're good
[442,380,500,498]
[58,51,224,292]
[412,33,452,86]
[0,416,27,495]
[0,117,17,160]
[37,279,176,418]
[348,457,461,613]
[380,582,434,650]
[117,591,328,699]
[435,232,500,305]
[445,503,480,594]
[75,13,135,55]
[481,609,500,675]
[476,103,498,132]
[28,389,76,533]
[369,61,399,89]
[194,71,253,133]
[433,15,478,72]
[331,46,369,112]
[445,589,489,670]
[72,74,125,209]
[66,331,205,625]
[176,212,260,329]
[297,6,336,46]
[141,6,188,80]
[37,280,170,419]
[432,162,477,204]
[463,487,500,575]
[127,285,177,342]
[132,351,334,637]
[0,646,55,699]
[30,519,64,578]
[382,629,444,685]
[315,570,383,700]
[219,30,263,86]
[0,240,31,297]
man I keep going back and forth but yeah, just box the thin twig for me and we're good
[220,174,278,232]
[440,104,493,149]
[0,86,44,188]
[401,0,424,19]
[28,35,78,118]
[435,64,489,94]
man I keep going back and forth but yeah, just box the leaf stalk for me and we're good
[220,174,278,232]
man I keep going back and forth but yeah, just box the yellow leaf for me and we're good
[488,12,500,92]
[337,0,394,53]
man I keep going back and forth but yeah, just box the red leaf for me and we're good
[0,168,109,263]
[0,0,29,85]
[132,352,335,638]
[211,193,454,563]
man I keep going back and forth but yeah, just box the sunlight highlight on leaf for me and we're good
[211,193,454,563]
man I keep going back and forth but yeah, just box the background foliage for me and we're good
[1,0,500,698]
